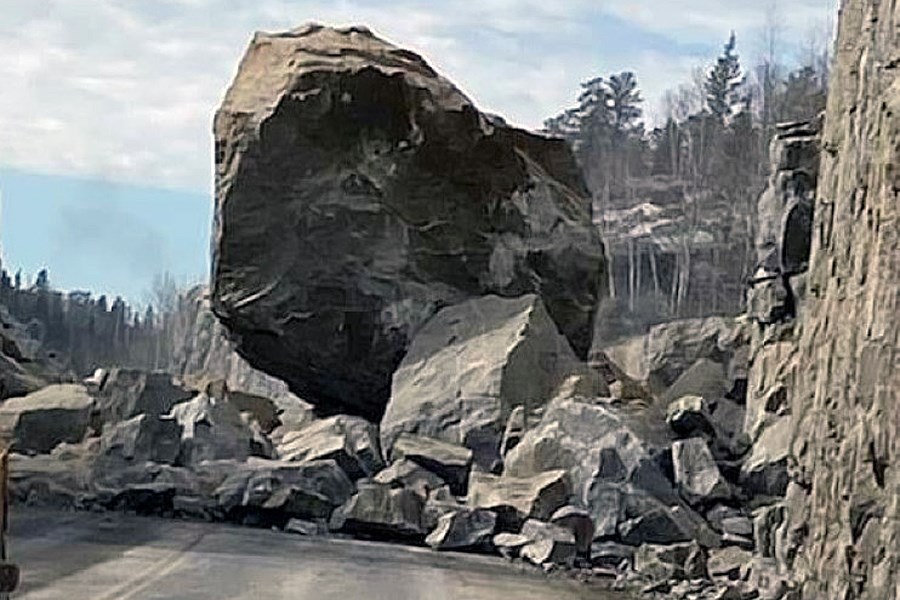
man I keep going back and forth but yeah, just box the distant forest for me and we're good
[543,23,831,335]
[544,27,829,200]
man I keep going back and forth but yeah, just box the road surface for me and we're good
[8,509,629,599]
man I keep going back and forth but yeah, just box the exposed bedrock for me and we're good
[775,1,899,596]
[211,24,606,420]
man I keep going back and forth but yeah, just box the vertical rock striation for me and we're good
[748,1,898,597]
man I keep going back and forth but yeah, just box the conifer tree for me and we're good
[705,32,744,120]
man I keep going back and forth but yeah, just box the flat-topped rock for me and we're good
[211,24,605,420]
[0,384,94,454]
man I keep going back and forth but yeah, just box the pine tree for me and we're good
[606,72,643,135]
[543,72,646,194]
[705,32,744,120]
[34,268,50,290]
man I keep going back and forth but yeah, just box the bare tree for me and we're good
[148,271,180,315]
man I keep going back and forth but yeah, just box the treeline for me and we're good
[544,29,829,332]
[545,31,828,202]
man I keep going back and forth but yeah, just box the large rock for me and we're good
[109,483,177,515]
[168,393,271,465]
[707,546,754,580]
[634,542,708,581]
[373,459,446,500]
[8,447,95,506]
[549,506,594,555]
[214,458,353,521]
[671,438,732,506]
[211,24,606,421]
[421,485,464,531]
[97,414,182,466]
[666,395,714,437]
[596,317,747,395]
[425,508,496,550]
[519,519,577,567]
[93,461,200,498]
[388,434,472,495]
[587,483,623,539]
[381,294,599,470]
[204,380,281,434]
[590,541,635,570]
[467,469,569,526]
[492,532,531,559]
[329,481,425,540]
[94,369,195,425]
[660,359,729,405]
[503,395,674,527]
[0,385,94,454]
[278,415,383,479]
[616,485,721,547]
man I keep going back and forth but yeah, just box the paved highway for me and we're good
[8,509,628,600]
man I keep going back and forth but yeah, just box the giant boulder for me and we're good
[0,385,94,454]
[211,24,606,420]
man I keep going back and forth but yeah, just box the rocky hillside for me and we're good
[165,286,306,404]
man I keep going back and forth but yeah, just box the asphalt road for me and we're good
[8,509,628,600]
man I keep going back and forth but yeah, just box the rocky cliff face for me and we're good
[778,1,898,597]
[211,24,606,420]
[743,1,898,597]
[743,119,821,452]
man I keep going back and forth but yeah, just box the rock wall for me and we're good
[783,1,899,597]
[744,1,898,597]
[744,120,820,450]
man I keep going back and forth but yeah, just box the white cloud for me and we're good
[0,0,836,192]
[601,0,836,40]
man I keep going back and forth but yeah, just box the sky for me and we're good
[0,0,837,304]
